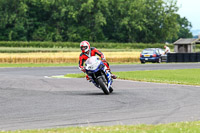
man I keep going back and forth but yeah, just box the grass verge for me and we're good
[0,47,143,53]
[65,73,86,78]
[65,69,200,86]
[114,69,200,86]
[2,121,200,133]
[0,63,139,68]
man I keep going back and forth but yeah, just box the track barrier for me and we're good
[167,53,200,62]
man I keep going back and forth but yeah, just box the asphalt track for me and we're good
[0,63,200,131]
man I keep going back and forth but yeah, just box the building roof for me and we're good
[173,38,200,45]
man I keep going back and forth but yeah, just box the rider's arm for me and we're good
[79,55,86,72]
[93,48,105,60]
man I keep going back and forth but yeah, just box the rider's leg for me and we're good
[103,62,117,79]
[86,75,90,81]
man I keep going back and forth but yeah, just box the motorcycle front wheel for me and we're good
[97,77,109,95]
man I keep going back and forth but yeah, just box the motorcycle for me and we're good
[85,56,113,95]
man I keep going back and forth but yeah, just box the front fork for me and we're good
[88,66,112,88]
[103,66,112,89]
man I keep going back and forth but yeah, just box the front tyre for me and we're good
[97,77,109,95]
[109,86,113,93]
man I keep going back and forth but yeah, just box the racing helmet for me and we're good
[80,41,90,53]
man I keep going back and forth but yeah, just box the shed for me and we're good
[173,38,200,53]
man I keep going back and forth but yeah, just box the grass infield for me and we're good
[2,121,200,132]
[65,68,200,86]
[0,47,143,53]
[114,69,200,86]
[0,62,140,68]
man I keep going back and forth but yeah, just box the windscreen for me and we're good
[142,50,154,54]
[85,56,98,65]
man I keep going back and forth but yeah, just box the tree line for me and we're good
[0,0,193,43]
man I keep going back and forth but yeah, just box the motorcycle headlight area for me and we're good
[86,62,100,70]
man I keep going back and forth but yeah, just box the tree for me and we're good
[103,0,147,42]
[0,0,189,43]
[137,0,179,43]
[0,0,28,41]
[74,0,109,42]
[176,14,193,39]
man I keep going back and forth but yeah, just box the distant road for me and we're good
[0,63,200,77]
[110,62,200,72]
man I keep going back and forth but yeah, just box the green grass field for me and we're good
[2,121,200,133]
[65,68,200,86]
[0,47,143,53]
[114,69,200,86]
[0,62,140,68]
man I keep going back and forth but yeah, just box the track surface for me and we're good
[0,63,200,130]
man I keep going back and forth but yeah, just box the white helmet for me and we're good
[80,41,90,53]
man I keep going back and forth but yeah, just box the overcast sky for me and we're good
[176,0,200,30]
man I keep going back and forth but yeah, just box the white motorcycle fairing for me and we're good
[85,56,113,94]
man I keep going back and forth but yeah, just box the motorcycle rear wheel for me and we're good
[97,78,109,95]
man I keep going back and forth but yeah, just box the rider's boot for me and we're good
[106,68,117,79]
[111,74,117,79]
[86,75,91,81]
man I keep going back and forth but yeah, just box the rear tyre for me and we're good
[141,61,145,64]
[97,78,109,95]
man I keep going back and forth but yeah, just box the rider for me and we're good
[79,41,117,81]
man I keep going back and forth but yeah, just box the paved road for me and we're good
[0,63,200,131]
[0,63,200,76]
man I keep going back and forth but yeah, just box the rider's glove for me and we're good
[81,67,86,73]
[101,58,107,63]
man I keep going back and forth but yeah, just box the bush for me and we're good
[0,41,173,49]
